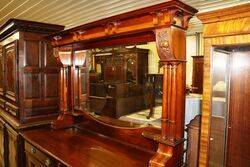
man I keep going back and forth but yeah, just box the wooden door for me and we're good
[21,40,60,122]
[226,51,250,167]
[6,125,18,167]
[0,118,5,167]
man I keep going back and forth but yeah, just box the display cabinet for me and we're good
[198,3,250,166]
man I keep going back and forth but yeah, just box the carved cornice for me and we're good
[0,19,64,41]
[50,0,197,47]
[198,3,250,38]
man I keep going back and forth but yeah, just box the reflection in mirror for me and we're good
[74,50,88,111]
[56,48,88,114]
[80,41,201,129]
[86,43,163,128]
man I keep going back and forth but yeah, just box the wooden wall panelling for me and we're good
[197,3,250,166]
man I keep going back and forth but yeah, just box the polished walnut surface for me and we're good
[21,125,155,167]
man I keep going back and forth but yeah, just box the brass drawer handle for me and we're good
[30,147,36,154]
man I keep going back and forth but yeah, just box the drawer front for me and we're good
[25,142,55,167]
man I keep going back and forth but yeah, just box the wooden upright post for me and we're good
[149,25,187,167]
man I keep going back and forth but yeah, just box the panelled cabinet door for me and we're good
[4,41,18,102]
[22,40,60,122]
[6,125,19,167]
[0,119,5,167]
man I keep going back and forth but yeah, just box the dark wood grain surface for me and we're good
[21,126,155,167]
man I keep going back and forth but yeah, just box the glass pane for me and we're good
[209,49,230,167]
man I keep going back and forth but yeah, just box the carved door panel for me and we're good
[0,119,5,167]
[6,125,19,167]
[4,42,18,102]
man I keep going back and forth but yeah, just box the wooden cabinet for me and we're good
[192,56,204,94]
[0,19,64,167]
[0,19,64,125]
[94,47,148,84]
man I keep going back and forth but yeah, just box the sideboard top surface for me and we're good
[21,126,154,167]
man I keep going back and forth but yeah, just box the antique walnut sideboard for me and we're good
[1,1,197,167]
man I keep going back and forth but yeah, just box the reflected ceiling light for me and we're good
[59,51,72,66]
[74,50,87,66]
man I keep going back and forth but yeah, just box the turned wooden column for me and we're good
[149,25,187,167]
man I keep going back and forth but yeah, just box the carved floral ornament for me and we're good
[155,28,173,61]
[72,30,86,41]
[104,21,121,35]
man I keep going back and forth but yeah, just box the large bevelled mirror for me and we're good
[76,40,203,130]
[55,38,202,130]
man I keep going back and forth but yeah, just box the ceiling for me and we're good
[0,0,249,34]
